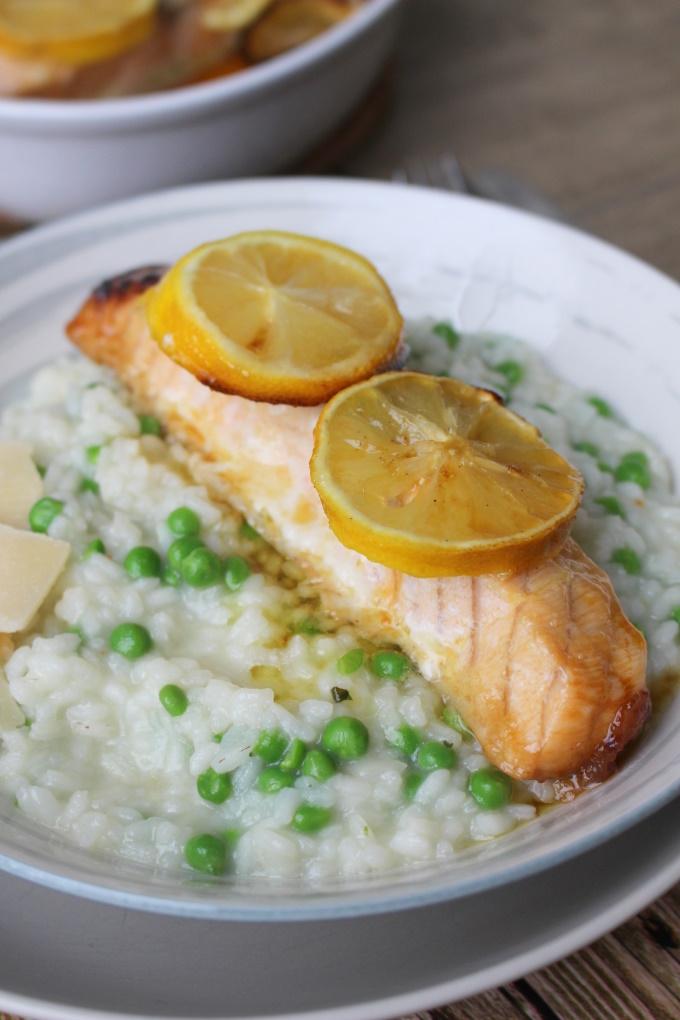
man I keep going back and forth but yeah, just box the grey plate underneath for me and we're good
[2,794,680,1020]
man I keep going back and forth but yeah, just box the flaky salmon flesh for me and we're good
[66,267,649,793]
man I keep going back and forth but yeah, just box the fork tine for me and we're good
[398,157,432,187]
[439,155,469,193]
[391,154,470,192]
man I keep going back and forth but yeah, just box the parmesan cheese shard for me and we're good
[0,523,70,632]
[0,441,44,529]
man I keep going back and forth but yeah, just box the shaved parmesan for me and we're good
[0,441,44,529]
[0,669,23,732]
[0,523,70,632]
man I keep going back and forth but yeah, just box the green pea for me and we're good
[240,520,260,541]
[336,648,364,675]
[388,724,419,757]
[432,321,460,349]
[573,441,599,457]
[469,768,513,810]
[588,396,613,418]
[166,507,201,537]
[620,451,649,468]
[162,566,182,587]
[110,622,153,659]
[416,740,457,772]
[293,618,323,636]
[253,729,288,764]
[29,497,64,534]
[614,459,651,490]
[66,624,85,642]
[669,606,680,626]
[594,496,625,518]
[611,547,641,575]
[184,834,226,876]
[197,768,233,805]
[139,414,163,437]
[79,478,99,495]
[280,737,306,772]
[158,683,188,717]
[535,403,556,414]
[370,650,410,682]
[258,766,295,793]
[291,804,333,833]
[124,546,162,579]
[404,773,425,801]
[180,547,222,588]
[321,717,369,760]
[224,555,251,592]
[83,538,105,559]
[86,445,102,464]
[167,536,204,570]
[301,749,336,781]
[213,732,223,744]
[633,621,647,639]
[222,828,240,846]
[598,462,614,474]
[442,706,474,740]
[495,360,524,387]
[35,464,46,478]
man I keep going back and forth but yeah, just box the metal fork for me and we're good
[392,154,576,225]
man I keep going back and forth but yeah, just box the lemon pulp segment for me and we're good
[0,0,157,64]
[145,231,403,405]
[311,372,585,577]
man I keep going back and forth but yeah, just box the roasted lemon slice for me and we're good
[201,0,276,32]
[310,372,584,577]
[0,0,156,65]
[145,231,403,406]
[245,0,349,62]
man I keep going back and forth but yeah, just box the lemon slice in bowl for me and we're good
[201,0,276,32]
[144,231,404,406]
[310,372,585,577]
[0,0,157,65]
[245,0,350,63]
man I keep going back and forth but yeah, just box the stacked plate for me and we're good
[1,179,680,1019]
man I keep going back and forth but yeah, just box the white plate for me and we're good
[1,179,680,923]
[0,790,679,1019]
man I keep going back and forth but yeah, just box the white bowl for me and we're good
[0,0,404,222]
[1,178,680,922]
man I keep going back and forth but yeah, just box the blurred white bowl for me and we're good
[0,0,404,222]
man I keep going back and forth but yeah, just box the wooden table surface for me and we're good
[2,1,680,1018]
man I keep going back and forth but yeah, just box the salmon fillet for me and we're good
[66,267,649,791]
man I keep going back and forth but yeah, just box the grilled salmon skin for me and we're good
[66,268,650,790]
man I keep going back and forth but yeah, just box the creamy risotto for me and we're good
[0,321,678,880]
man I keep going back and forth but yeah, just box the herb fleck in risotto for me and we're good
[0,321,677,880]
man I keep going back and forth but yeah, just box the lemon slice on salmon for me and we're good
[245,0,350,62]
[0,0,157,65]
[201,0,276,32]
[310,372,585,577]
[145,231,404,406]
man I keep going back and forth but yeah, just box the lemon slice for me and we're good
[0,0,156,65]
[145,231,403,406]
[310,372,585,577]
[245,0,349,62]
[201,0,276,32]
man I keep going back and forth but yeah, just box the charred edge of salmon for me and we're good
[92,266,168,303]
[554,688,652,801]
